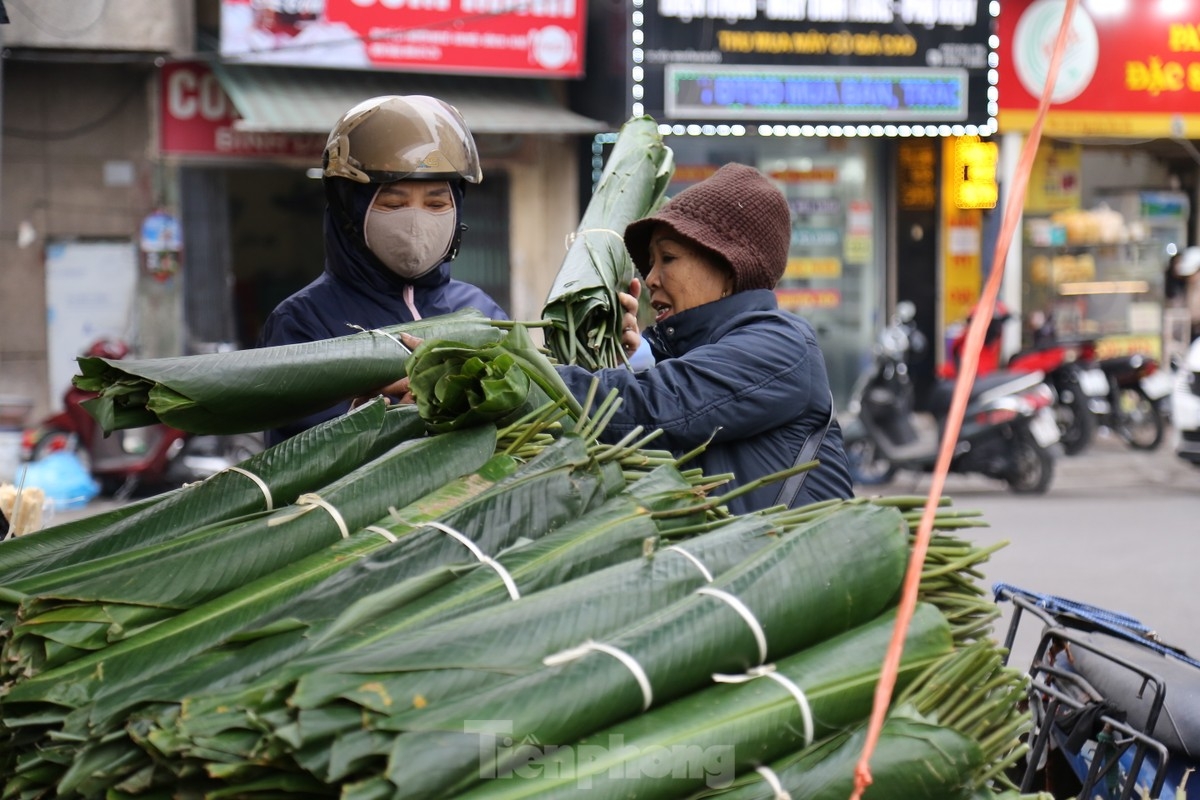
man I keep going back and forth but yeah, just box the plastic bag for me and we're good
[15,451,100,511]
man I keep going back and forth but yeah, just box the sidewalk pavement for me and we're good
[870,426,1200,498]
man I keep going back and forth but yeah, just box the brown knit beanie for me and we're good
[624,163,792,292]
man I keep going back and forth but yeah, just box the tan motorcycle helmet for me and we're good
[323,95,482,185]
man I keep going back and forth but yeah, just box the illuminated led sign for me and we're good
[667,66,967,121]
[631,0,994,135]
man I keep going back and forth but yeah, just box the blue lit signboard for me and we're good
[667,66,968,121]
[633,0,992,129]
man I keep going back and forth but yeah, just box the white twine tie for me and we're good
[543,640,653,710]
[364,525,398,543]
[266,493,350,539]
[564,228,625,251]
[696,587,768,664]
[345,323,410,353]
[224,466,274,510]
[713,665,814,747]
[425,521,520,600]
[755,766,792,800]
[662,545,714,582]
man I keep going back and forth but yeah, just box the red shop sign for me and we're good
[997,0,1200,138]
[159,62,326,158]
[219,0,585,78]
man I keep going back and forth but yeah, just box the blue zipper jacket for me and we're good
[556,289,853,514]
[257,183,507,445]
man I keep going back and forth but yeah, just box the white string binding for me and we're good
[564,228,625,251]
[662,545,714,582]
[345,323,409,352]
[224,466,274,510]
[364,525,398,543]
[695,587,768,664]
[425,521,520,600]
[755,766,792,800]
[543,640,653,710]
[713,666,814,747]
[266,493,350,538]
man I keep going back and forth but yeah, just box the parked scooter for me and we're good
[842,302,1060,494]
[21,339,263,500]
[945,306,1109,457]
[1095,352,1172,451]
[996,584,1200,800]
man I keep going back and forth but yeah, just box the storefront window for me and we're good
[663,136,885,406]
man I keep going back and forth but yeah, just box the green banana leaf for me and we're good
[0,424,496,683]
[0,401,422,585]
[72,310,505,434]
[358,504,908,798]
[1,425,499,711]
[696,707,983,800]
[444,603,955,800]
[696,641,1030,800]
[132,450,681,786]
[541,116,674,370]
[146,512,782,786]
[2,432,628,798]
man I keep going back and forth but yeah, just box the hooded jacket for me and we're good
[257,180,507,445]
[556,290,853,514]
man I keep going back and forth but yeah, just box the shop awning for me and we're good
[211,64,607,136]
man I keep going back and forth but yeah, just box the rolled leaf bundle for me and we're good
[73,310,505,434]
[399,604,956,800]
[407,325,583,430]
[541,116,674,369]
[363,504,909,798]
[0,401,422,584]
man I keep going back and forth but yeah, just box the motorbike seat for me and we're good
[925,370,1037,417]
[1064,630,1200,760]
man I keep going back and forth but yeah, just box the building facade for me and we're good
[0,0,602,420]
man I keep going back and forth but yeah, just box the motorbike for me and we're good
[944,306,1109,457]
[21,339,263,501]
[1094,353,1173,451]
[995,584,1200,800]
[1006,338,1111,457]
[842,302,1060,494]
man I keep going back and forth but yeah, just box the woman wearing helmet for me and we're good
[257,95,508,446]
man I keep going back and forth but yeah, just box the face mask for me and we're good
[363,199,457,280]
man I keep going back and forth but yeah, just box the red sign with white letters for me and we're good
[159,61,326,158]
[219,0,585,78]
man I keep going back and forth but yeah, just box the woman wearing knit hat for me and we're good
[553,162,854,514]
[379,163,853,513]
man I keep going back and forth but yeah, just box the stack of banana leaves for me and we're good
[0,321,1047,800]
[540,115,674,370]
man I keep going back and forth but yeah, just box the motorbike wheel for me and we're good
[845,437,897,486]
[1006,428,1054,495]
[1055,378,1096,457]
[1115,387,1164,451]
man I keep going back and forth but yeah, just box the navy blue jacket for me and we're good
[257,185,507,446]
[556,290,853,514]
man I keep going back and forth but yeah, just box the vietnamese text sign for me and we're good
[221,0,585,77]
[998,0,1200,138]
[636,0,991,127]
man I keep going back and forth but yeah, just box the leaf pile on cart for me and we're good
[0,117,1048,800]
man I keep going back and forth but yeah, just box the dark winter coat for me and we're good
[257,182,507,446]
[555,289,853,514]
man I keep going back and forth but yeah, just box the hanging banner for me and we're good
[219,0,586,78]
[998,0,1200,138]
